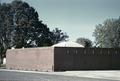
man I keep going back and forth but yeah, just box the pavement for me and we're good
[0,69,120,81]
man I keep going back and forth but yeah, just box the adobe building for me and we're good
[6,42,120,71]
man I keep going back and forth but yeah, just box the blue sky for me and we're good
[2,0,120,41]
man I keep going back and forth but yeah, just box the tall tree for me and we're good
[76,37,93,47]
[0,3,11,64]
[93,17,120,48]
[0,0,51,64]
[0,0,69,64]
[10,0,39,48]
[7,0,53,48]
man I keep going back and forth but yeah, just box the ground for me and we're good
[0,69,120,81]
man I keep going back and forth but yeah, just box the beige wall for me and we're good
[6,47,54,71]
[6,47,120,72]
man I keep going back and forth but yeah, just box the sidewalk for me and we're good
[0,69,120,80]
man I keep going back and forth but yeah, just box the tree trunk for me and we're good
[0,55,3,65]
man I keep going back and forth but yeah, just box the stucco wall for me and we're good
[6,47,120,72]
[6,47,54,71]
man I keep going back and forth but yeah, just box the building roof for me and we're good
[52,41,84,47]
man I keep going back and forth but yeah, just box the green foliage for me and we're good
[76,37,93,47]
[93,17,120,48]
[0,3,11,61]
[0,0,53,49]
[0,0,69,64]
[51,28,69,44]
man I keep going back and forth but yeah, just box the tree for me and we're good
[93,17,120,48]
[0,0,69,64]
[0,0,49,64]
[76,37,93,47]
[0,0,53,48]
[51,28,69,44]
[0,3,11,64]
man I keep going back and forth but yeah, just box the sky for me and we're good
[1,0,120,42]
